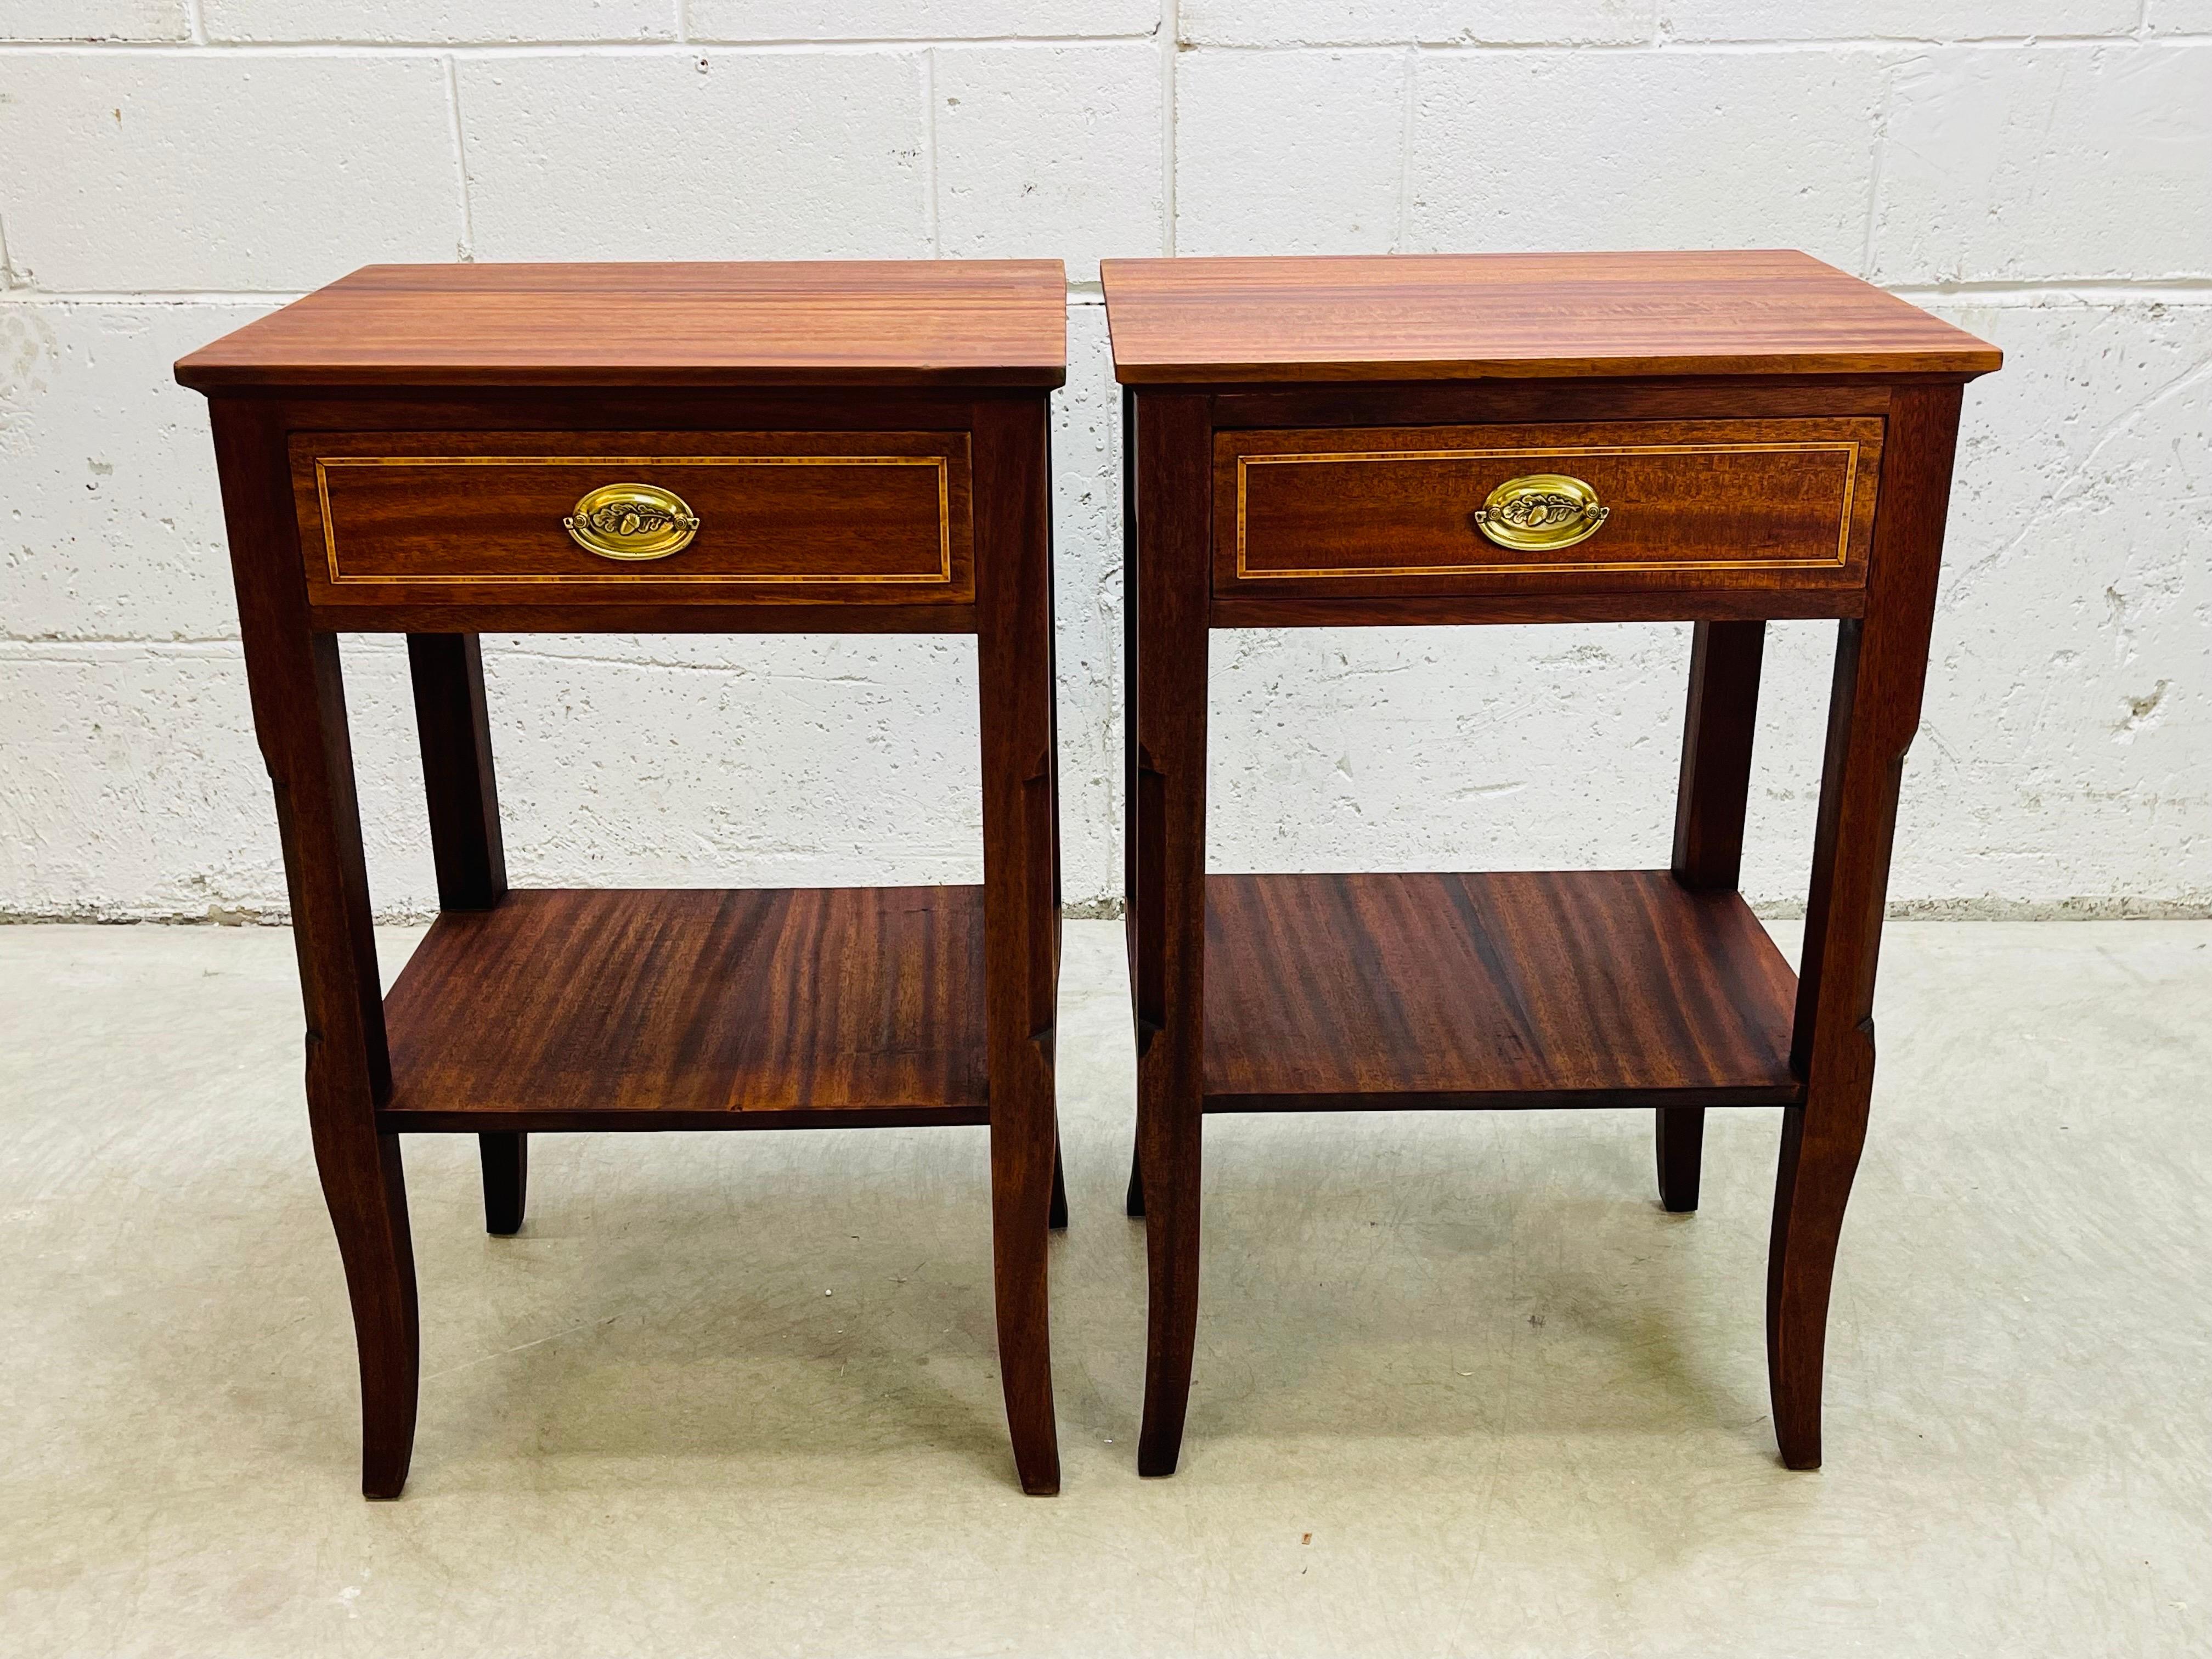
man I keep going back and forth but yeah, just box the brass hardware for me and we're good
[562,482,701,561]
[1471,473,1610,552]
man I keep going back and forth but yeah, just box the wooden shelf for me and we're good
[1202,870,1803,1112]
[379,887,990,1132]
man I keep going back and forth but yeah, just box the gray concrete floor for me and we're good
[1,918,2207,1657]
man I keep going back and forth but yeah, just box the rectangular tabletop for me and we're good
[175,259,1069,390]
[1101,250,2001,384]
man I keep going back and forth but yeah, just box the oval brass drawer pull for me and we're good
[563,482,701,561]
[1471,473,1610,552]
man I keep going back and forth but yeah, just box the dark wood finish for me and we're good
[182,259,1065,1498]
[210,400,415,1499]
[1771,382,1965,1470]
[176,261,1068,390]
[405,631,526,1231]
[973,395,1064,1495]
[1661,619,1768,1210]
[1217,418,1882,600]
[1672,622,1767,892]
[1120,385,1148,1232]
[381,887,989,1126]
[478,1133,527,1236]
[405,633,507,911]
[1654,1108,1706,1216]
[1128,392,1213,1477]
[1108,252,1996,1476]
[293,428,973,608]
[1203,872,1799,1112]
[1101,251,2002,385]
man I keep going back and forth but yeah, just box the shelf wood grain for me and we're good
[1101,251,2001,385]
[1202,871,1802,1113]
[380,886,990,1132]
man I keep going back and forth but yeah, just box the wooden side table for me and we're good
[1101,250,2000,1475]
[176,261,1070,1497]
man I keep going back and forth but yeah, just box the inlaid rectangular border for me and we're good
[1233,441,1862,580]
[312,454,956,586]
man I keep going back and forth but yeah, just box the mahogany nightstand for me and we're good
[176,261,1069,1497]
[1101,250,2000,1475]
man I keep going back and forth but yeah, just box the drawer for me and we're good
[290,430,973,606]
[1215,418,1882,599]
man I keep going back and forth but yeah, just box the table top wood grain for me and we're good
[1100,250,2001,385]
[176,260,1069,391]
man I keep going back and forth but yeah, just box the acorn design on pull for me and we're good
[571,499,692,540]
[562,482,702,561]
[1479,491,1603,532]
[1471,472,1610,552]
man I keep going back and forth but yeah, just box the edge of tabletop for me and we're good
[172,363,1071,392]
[171,258,1071,394]
[1096,252,2005,387]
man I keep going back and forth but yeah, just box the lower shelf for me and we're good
[1203,870,1804,1112]
[379,886,991,1132]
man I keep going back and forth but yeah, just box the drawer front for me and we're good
[291,430,973,606]
[1216,418,1882,598]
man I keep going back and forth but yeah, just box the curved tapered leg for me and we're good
[1125,1145,1145,1218]
[1136,1104,1200,1477]
[976,396,1061,1496]
[479,1132,527,1235]
[990,1106,1060,1494]
[1771,383,1965,1470]
[1767,1099,1869,1469]
[213,403,420,1501]
[1655,1107,1705,1212]
[1128,390,1211,1479]
[312,1127,420,1499]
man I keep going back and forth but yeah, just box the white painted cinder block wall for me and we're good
[1,3,2207,922]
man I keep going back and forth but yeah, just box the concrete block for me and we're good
[2146,0,2212,31]
[1893,297,2212,906]
[0,631,994,918]
[200,0,675,42]
[1661,0,2138,40]
[1873,45,2212,284]
[933,44,1162,275]
[459,52,930,261]
[690,0,1159,38]
[1207,621,1702,883]
[1175,49,1407,256]
[467,635,986,901]
[0,301,276,641]
[1180,0,1654,46]
[0,644,285,919]
[0,0,188,39]
[0,55,459,291]
[1407,49,1886,270]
